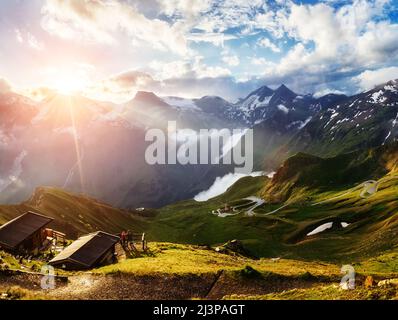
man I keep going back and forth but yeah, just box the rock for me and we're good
[220,240,257,259]
[378,278,398,287]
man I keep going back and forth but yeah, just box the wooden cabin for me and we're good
[49,231,120,270]
[0,211,54,253]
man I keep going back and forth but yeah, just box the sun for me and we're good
[48,68,90,95]
[53,75,87,95]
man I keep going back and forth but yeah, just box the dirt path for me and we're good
[1,271,333,300]
[47,273,217,300]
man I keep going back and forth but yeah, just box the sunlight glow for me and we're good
[52,72,88,95]
[66,96,85,192]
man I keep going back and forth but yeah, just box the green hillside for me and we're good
[0,186,149,238]
[148,143,398,263]
[1,143,398,264]
[1,147,398,300]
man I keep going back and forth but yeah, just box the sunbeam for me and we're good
[67,95,85,193]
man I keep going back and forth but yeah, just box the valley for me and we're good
[2,80,396,209]
[1,79,398,300]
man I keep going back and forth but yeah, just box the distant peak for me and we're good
[133,91,168,106]
[276,84,292,92]
[199,95,225,101]
[244,85,274,102]
[255,85,274,95]
[386,79,398,86]
[274,84,297,98]
[134,91,158,99]
[259,85,273,91]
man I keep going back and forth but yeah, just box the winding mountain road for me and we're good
[213,174,398,218]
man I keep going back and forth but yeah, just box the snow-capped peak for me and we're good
[161,96,200,111]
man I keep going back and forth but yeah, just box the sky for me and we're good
[0,0,398,103]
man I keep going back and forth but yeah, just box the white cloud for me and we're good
[83,66,262,103]
[253,11,286,39]
[187,32,237,47]
[27,33,44,51]
[195,0,268,33]
[149,56,231,80]
[222,54,240,67]
[250,57,275,67]
[15,29,23,43]
[41,0,188,54]
[14,29,44,50]
[158,0,212,18]
[85,70,155,103]
[356,21,398,64]
[354,67,398,91]
[313,88,346,98]
[194,171,264,202]
[279,1,398,71]
[248,0,398,94]
[4,0,397,101]
[257,37,281,52]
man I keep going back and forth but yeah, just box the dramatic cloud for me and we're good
[41,0,188,54]
[86,70,156,102]
[266,1,398,79]
[149,56,232,80]
[0,0,397,101]
[158,0,212,18]
[354,67,398,91]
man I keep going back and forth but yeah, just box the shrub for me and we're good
[239,265,262,279]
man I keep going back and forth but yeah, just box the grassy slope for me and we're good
[149,176,398,261]
[1,143,397,265]
[96,242,398,301]
[96,242,340,277]
[96,242,398,278]
[2,241,398,300]
[226,285,398,300]
[148,144,398,263]
[0,186,149,238]
[148,176,275,253]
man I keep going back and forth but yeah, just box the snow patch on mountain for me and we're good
[240,94,272,113]
[307,222,333,236]
[384,85,397,92]
[162,96,200,110]
[370,90,387,104]
[299,116,312,129]
[383,112,398,145]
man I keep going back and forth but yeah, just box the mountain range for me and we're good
[0,79,397,208]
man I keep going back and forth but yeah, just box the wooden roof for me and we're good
[49,231,120,269]
[0,211,53,250]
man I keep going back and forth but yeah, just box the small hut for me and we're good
[0,211,54,253]
[49,231,120,270]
